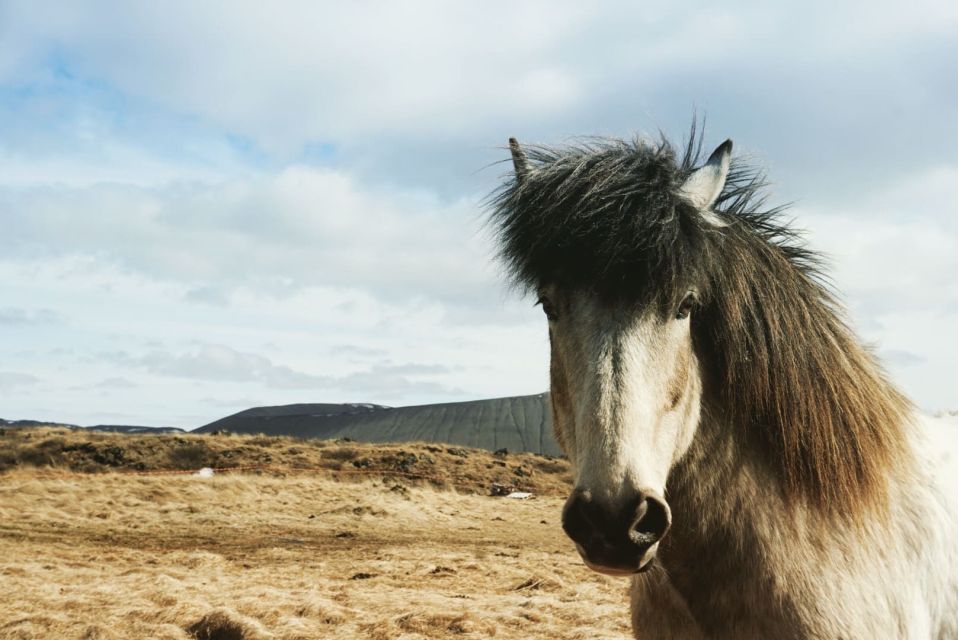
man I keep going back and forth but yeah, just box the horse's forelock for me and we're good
[488,134,720,309]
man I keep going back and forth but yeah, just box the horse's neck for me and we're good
[661,408,953,637]
[662,409,855,634]
[662,410,795,616]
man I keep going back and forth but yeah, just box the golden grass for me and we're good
[0,431,631,639]
[0,428,573,497]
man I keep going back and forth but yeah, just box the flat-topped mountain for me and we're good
[194,394,561,456]
[3,395,561,456]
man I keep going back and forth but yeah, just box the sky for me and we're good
[1,1,957,428]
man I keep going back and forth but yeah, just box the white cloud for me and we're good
[3,1,954,154]
[105,345,326,388]
[0,372,40,389]
[101,344,465,398]
[93,377,138,389]
[3,0,954,219]
[0,165,493,303]
[0,1,594,152]
[0,307,63,325]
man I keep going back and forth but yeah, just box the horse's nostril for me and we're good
[561,490,597,547]
[629,495,671,546]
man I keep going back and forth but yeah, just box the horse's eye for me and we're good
[538,297,558,321]
[676,293,696,320]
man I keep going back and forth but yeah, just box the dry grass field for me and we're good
[0,429,632,639]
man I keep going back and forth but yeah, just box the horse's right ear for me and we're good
[509,137,528,181]
[678,139,732,212]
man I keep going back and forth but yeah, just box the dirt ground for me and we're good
[0,431,632,639]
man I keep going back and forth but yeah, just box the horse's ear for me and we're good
[509,137,528,181]
[678,139,732,213]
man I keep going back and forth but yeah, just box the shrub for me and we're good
[321,447,359,461]
[168,443,213,470]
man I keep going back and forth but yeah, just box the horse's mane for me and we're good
[488,125,912,518]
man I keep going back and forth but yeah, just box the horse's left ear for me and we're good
[678,139,732,211]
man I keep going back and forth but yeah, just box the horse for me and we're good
[488,128,958,639]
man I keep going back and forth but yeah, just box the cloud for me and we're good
[0,307,63,325]
[93,377,138,389]
[328,344,389,359]
[0,166,495,306]
[880,350,926,367]
[797,164,958,321]
[100,345,461,398]
[104,345,327,389]
[3,1,957,198]
[0,372,40,388]
[334,364,463,398]
[0,2,591,149]
[200,396,264,409]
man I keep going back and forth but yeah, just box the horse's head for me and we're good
[495,136,732,575]
[542,283,702,575]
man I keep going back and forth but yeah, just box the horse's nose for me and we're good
[561,488,671,575]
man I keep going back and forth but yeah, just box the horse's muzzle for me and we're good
[561,488,671,575]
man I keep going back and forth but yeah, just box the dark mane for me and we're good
[489,132,715,307]
[488,127,912,517]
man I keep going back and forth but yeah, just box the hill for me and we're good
[0,427,571,496]
[0,437,630,639]
[194,393,561,457]
[1,418,184,434]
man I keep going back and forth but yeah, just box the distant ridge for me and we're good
[200,402,389,431]
[0,418,184,434]
[194,394,561,456]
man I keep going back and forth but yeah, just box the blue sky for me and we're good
[1,1,957,427]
